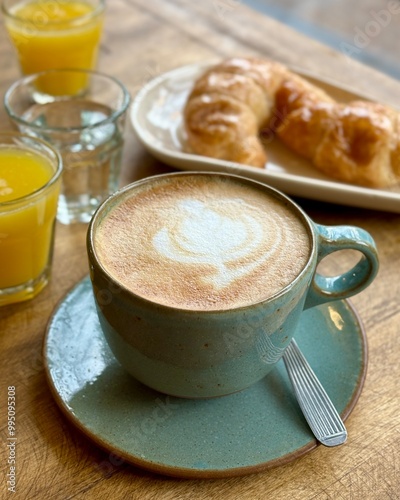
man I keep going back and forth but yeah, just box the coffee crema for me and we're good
[94,175,311,310]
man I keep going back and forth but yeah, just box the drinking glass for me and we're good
[5,69,131,224]
[0,132,62,306]
[2,0,105,95]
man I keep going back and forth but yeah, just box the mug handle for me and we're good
[304,223,379,310]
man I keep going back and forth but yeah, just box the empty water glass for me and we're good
[4,69,131,224]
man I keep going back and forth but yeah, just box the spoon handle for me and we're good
[283,339,348,447]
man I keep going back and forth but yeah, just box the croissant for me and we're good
[183,57,287,167]
[183,56,400,188]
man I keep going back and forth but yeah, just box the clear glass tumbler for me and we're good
[5,69,131,224]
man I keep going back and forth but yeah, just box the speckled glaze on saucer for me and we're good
[43,276,367,479]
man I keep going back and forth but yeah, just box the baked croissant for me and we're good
[183,56,400,188]
[183,57,287,167]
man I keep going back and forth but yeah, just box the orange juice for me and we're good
[4,0,104,95]
[0,145,61,304]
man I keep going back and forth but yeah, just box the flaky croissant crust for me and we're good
[183,57,400,188]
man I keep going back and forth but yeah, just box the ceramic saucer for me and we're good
[43,276,367,479]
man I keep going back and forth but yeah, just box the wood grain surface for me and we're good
[0,1,399,498]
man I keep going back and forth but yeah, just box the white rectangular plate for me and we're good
[130,61,400,213]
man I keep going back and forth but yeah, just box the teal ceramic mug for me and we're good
[87,172,378,398]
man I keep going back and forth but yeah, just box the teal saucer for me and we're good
[43,276,367,479]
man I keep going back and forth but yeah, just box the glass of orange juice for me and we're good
[2,0,105,95]
[0,132,62,306]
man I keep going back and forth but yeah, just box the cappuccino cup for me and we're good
[87,172,378,398]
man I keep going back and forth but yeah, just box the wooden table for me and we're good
[1,1,399,498]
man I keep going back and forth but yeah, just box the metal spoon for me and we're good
[282,339,348,447]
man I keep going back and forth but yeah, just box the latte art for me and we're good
[153,198,282,289]
[94,175,311,310]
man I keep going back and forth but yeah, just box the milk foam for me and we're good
[94,175,311,310]
[153,198,282,289]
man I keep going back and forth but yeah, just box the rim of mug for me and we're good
[87,171,318,314]
[4,68,131,133]
[0,131,63,208]
[1,0,105,26]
